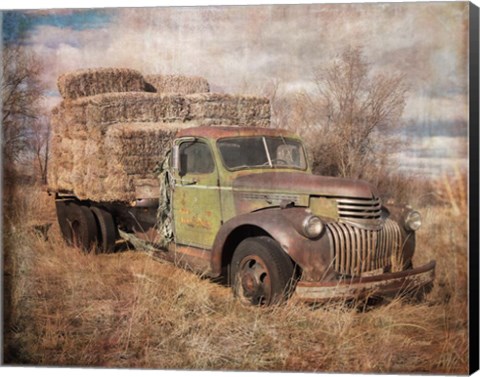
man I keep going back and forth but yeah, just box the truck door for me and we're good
[172,139,222,249]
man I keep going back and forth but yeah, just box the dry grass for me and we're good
[3,175,469,373]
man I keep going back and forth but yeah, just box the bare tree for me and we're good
[27,114,51,184]
[261,79,294,129]
[299,47,408,181]
[236,78,296,130]
[2,46,45,165]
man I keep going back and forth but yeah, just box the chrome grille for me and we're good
[336,196,382,222]
[326,219,402,276]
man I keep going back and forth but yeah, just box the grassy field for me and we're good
[3,175,469,373]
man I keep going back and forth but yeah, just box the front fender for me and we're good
[383,204,417,264]
[210,207,333,281]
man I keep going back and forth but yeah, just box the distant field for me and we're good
[3,177,468,373]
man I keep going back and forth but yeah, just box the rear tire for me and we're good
[91,207,117,253]
[55,200,71,240]
[231,236,295,306]
[58,202,98,252]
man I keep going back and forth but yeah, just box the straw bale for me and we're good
[83,166,134,202]
[145,74,209,95]
[47,135,61,192]
[105,122,188,178]
[55,92,188,127]
[49,137,84,196]
[57,68,145,100]
[51,102,90,140]
[56,97,90,124]
[54,91,270,130]
[55,168,74,192]
[186,93,271,127]
[83,139,108,180]
[105,122,181,155]
[69,139,87,196]
[48,135,75,193]
[67,122,191,202]
[51,106,67,136]
[80,92,190,126]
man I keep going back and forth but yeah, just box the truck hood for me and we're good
[233,171,377,199]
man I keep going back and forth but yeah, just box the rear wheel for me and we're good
[91,207,117,253]
[55,200,71,239]
[231,236,295,306]
[57,201,98,252]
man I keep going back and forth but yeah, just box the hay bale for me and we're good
[88,93,190,125]
[105,122,187,176]
[69,138,88,197]
[47,135,61,192]
[145,74,209,95]
[50,105,68,138]
[55,92,270,129]
[57,68,145,100]
[186,93,271,127]
[75,122,191,202]
[49,98,189,200]
[48,135,75,193]
[51,101,90,140]
[60,92,190,126]
[48,136,84,196]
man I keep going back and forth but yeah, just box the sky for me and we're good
[1,1,471,176]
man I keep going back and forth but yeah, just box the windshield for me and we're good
[217,136,307,170]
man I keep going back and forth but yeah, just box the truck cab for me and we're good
[172,126,309,248]
[55,125,436,306]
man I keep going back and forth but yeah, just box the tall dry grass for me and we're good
[3,174,469,373]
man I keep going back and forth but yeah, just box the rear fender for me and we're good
[210,207,332,280]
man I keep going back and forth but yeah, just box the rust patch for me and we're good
[233,171,377,198]
[176,125,298,140]
[295,261,436,302]
[180,216,211,230]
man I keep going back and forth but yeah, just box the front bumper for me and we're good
[295,260,436,302]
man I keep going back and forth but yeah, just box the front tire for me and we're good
[231,236,295,306]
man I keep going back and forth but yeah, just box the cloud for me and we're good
[405,94,468,124]
[22,2,468,127]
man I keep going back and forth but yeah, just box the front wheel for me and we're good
[231,236,296,306]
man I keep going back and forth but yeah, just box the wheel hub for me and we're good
[238,256,271,305]
[241,271,257,292]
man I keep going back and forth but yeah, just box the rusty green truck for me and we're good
[53,125,435,305]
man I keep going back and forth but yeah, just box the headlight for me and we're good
[302,215,324,239]
[405,210,422,231]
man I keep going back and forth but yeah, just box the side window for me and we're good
[179,141,215,174]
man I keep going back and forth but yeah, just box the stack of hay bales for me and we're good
[48,68,271,203]
[145,74,209,95]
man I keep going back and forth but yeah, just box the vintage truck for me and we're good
[53,125,436,305]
